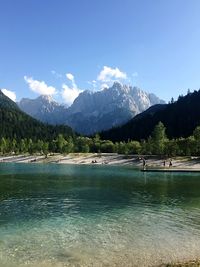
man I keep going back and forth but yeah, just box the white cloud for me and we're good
[1,89,16,102]
[66,73,78,90]
[61,84,82,106]
[66,73,74,81]
[61,72,82,105]
[97,66,127,82]
[24,76,56,95]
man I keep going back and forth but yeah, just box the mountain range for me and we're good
[2,87,200,143]
[100,90,200,142]
[18,82,165,135]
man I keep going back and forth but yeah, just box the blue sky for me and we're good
[1,0,200,104]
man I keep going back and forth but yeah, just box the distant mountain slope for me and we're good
[0,90,74,140]
[18,95,66,125]
[100,90,200,142]
[18,82,164,135]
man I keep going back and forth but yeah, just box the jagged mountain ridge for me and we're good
[18,95,66,125]
[65,82,165,134]
[18,82,165,135]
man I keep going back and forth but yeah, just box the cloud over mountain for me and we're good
[24,76,56,95]
[24,66,133,105]
[61,73,82,105]
[97,66,127,82]
[61,84,82,106]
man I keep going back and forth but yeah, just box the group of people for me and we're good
[140,157,173,169]
[163,159,173,167]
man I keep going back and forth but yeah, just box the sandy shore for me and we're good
[1,153,200,169]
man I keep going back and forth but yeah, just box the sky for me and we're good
[1,0,200,105]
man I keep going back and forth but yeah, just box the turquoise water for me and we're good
[1,163,200,266]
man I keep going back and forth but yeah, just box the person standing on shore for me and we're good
[163,160,166,167]
[169,159,172,167]
[142,157,146,170]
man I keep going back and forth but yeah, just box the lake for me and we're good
[0,163,200,267]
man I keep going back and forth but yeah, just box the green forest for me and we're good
[1,122,200,157]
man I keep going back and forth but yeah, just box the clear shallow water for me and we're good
[1,164,200,266]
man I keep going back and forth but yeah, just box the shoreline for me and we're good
[160,259,200,266]
[1,153,200,169]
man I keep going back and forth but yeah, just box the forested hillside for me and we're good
[100,90,200,142]
[0,90,75,140]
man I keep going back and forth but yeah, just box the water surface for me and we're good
[0,163,200,267]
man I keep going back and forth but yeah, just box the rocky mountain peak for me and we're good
[38,94,54,102]
[18,82,165,135]
[18,94,66,125]
[64,83,165,134]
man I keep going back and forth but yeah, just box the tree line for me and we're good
[1,122,200,157]
[0,106,74,141]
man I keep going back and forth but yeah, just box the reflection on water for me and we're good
[0,163,200,266]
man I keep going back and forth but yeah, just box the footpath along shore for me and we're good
[1,153,200,169]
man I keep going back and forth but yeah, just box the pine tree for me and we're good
[151,122,167,155]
